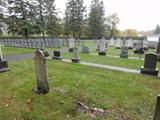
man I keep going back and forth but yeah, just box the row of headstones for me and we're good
[0,39,63,48]
[109,38,149,49]
[0,38,83,48]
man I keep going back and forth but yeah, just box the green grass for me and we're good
[2,46,35,55]
[0,59,160,119]
[2,46,60,55]
[62,52,147,69]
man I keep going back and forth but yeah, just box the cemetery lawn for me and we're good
[2,46,60,55]
[0,59,160,120]
[62,52,145,69]
[2,46,35,55]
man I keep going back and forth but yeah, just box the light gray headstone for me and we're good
[34,50,49,94]
[69,37,75,48]
[81,46,90,54]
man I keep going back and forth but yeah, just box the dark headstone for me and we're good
[140,53,158,76]
[153,95,160,120]
[156,39,160,61]
[52,51,62,60]
[134,48,144,54]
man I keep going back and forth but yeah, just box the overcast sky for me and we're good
[55,0,160,31]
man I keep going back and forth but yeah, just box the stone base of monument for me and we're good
[98,52,106,56]
[157,55,160,62]
[52,56,62,60]
[120,54,128,58]
[128,47,133,49]
[71,58,80,63]
[0,61,10,72]
[143,47,148,51]
[134,50,144,54]
[32,86,49,94]
[140,67,158,76]
[115,47,121,49]
[69,48,73,52]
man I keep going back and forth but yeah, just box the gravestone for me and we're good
[140,53,158,76]
[52,50,62,60]
[127,39,133,49]
[109,38,115,46]
[72,47,80,63]
[153,95,160,120]
[133,42,144,54]
[98,40,106,56]
[156,38,160,61]
[115,38,121,49]
[143,39,148,50]
[33,49,49,94]
[81,46,90,54]
[69,37,75,52]
[120,46,128,58]
[0,45,9,72]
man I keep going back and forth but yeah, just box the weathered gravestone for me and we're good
[140,53,158,76]
[153,95,160,120]
[72,47,80,63]
[120,46,128,58]
[0,45,9,72]
[156,38,160,61]
[52,50,62,60]
[98,40,106,56]
[133,42,144,54]
[69,37,75,52]
[33,49,49,94]
[81,46,90,54]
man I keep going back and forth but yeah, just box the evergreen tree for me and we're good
[88,0,105,39]
[6,0,37,38]
[45,0,60,37]
[154,24,160,34]
[0,0,6,34]
[64,0,85,38]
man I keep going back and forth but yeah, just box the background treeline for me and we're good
[0,0,160,39]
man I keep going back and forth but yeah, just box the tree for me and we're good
[121,29,139,37]
[106,13,120,37]
[6,0,37,38]
[88,0,105,39]
[0,0,6,34]
[154,24,160,34]
[64,0,86,38]
[45,0,60,37]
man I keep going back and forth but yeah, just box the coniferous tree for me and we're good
[6,0,37,38]
[154,24,160,34]
[64,0,86,38]
[45,0,60,37]
[88,0,105,39]
[0,0,7,34]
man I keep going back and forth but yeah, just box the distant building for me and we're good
[147,34,160,41]
[147,34,160,48]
